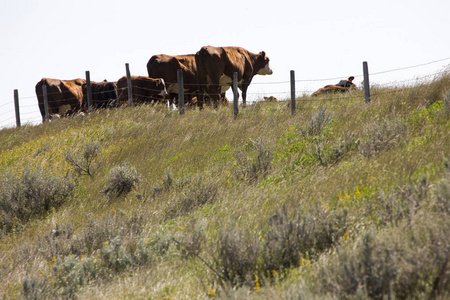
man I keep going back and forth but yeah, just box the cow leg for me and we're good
[220,92,229,105]
[208,85,221,108]
[197,90,206,109]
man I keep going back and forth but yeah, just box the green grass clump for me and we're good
[0,71,449,299]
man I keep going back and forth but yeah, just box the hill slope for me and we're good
[1,74,450,299]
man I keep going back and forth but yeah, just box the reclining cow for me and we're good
[311,76,357,96]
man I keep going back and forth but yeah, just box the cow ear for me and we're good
[260,51,266,58]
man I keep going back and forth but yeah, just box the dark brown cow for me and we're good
[147,54,199,106]
[116,75,168,104]
[311,76,357,96]
[264,96,278,102]
[82,80,119,109]
[195,46,273,107]
[35,78,85,121]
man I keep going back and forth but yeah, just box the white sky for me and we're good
[1,0,450,128]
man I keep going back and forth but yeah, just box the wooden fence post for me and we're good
[85,70,93,113]
[125,63,133,107]
[290,70,296,114]
[233,72,239,116]
[42,85,49,122]
[177,69,185,115]
[14,89,21,127]
[363,61,371,103]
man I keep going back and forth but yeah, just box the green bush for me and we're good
[0,167,74,232]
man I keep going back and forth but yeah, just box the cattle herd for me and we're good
[35,45,273,121]
[36,46,359,121]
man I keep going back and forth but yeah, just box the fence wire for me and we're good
[2,56,449,129]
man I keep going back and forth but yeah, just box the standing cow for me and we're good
[195,46,273,108]
[35,78,86,121]
[147,54,199,107]
[82,80,119,110]
[116,75,168,105]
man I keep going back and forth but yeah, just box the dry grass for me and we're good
[0,72,449,299]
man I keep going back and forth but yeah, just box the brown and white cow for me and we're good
[195,46,273,108]
[147,54,199,107]
[311,77,357,96]
[35,78,86,121]
[116,75,168,105]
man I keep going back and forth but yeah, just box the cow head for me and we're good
[157,78,168,96]
[256,51,273,75]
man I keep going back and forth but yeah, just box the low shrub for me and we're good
[214,225,260,287]
[165,175,219,218]
[51,255,99,298]
[433,160,450,215]
[359,115,408,158]
[0,167,74,233]
[103,162,140,198]
[443,89,450,114]
[36,210,147,260]
[263,203,347,275]
[175,223,206,260]
[234,139,274,182]
[316,215,450,299]
[312,133,358,167]
[22,275,49,300]
[366,176,429,227]
[64,141,101,177]
[301,106,333,137]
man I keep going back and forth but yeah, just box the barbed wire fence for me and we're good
[1,57,449,129]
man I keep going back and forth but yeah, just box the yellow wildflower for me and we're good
[343,227,350,241]
[339,192,345,203]
[255,274,261,290]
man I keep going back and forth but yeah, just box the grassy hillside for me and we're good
[1,73,450,299]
